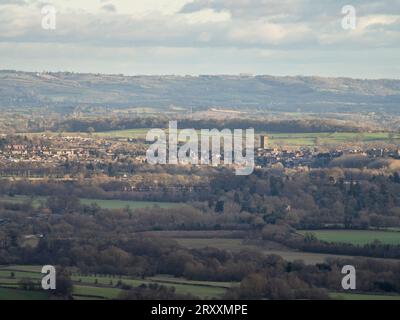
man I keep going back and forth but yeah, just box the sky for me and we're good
[0,0,399,78]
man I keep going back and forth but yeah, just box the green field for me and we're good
[73,285,122,299]
[2,265,400,300]
[0,265,43,272]
[0,265,227,300]
[299,230,400,245]
[0,195,182,210]
[22,130,400,147]
[93,128,151,139]
[0,287,48,300]
[71,274,226,299]
[330,292,400,300]
[0,270,42,279]
[263,132,400,147]
[94,130,400,146]
[22,128,152,140]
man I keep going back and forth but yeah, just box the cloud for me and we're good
[0,0,398,77]
[180,0,400,20]
[101,3,116,13]
[0,0,27,5]
[0,1,398,50]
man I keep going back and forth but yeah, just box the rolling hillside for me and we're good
[1,70,400,113]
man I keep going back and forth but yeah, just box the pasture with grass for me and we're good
[262,132,400,147]
[299,230,400,246]
[22,130,400,147]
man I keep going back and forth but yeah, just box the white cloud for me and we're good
[0,0,398,77]
[182,8,231,24]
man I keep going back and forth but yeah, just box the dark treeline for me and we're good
[226,256,400,299]
[178,119,363,133]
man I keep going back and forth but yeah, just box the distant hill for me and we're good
[1,70,400,114]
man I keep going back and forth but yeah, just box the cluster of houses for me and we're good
[254,135,400,169]
[255,147,342,168]
[1,134,400,172]
[0,135,146,165]
[1,142,92,163]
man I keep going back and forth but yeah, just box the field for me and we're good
[0,288,49,300]
[330,292,400,300]
[263,132,400,147]
[298,230,400,246]
[94,130,400,147]
[0,195,182,210]
[73,285,122,299]
[2,265,400,300]
[70,274,229,299]
[22,128,152,140]
[173,237,386,264]
[174,237,400,264]
[0,265,229,300]
[21,128,400,147]
[175,238,251,251]
[93,128,151,139]
[25,130,400,147]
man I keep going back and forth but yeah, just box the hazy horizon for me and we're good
[2,68,400,81]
